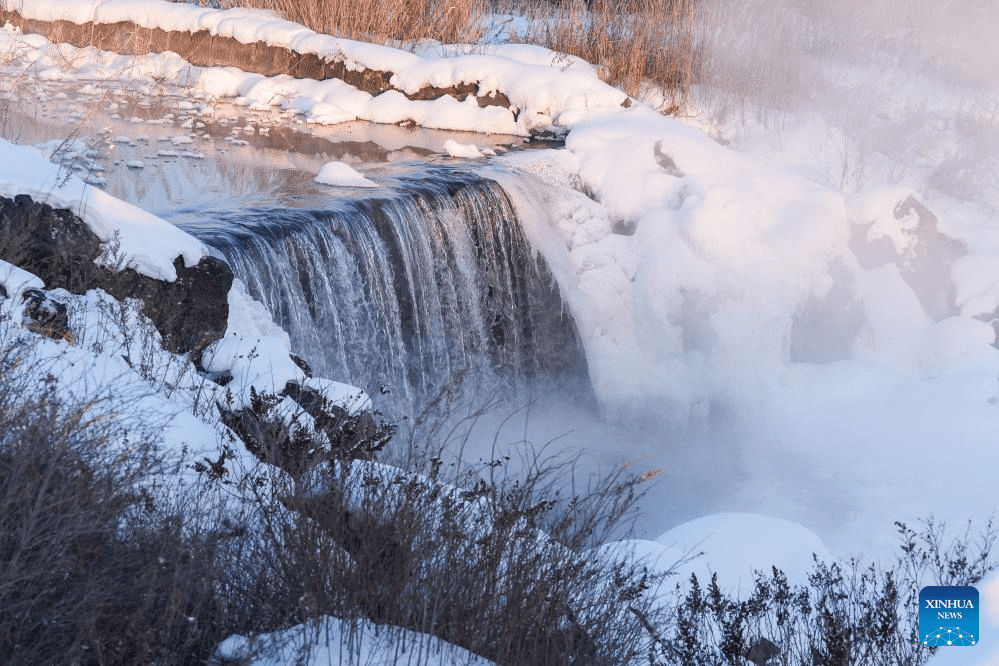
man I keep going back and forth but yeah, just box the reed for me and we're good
[216,0,487,46]
[515,0,702,109]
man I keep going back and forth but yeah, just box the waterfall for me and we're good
[178,166,589,415]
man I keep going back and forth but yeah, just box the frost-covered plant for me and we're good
[515,0,702,108]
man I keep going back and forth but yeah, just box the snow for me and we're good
[314,161,379,188]
[0,260,44,303]
[212,615,494,666]
[443,139,484,158]
[302,377,371,415]
[201,332,371,414]
[225,277,292,345]
[201,334,305,407]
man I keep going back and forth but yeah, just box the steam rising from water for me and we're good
[697,0,999,203]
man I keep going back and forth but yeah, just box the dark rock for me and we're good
[289,353,313,378]
[893,195,964,322]
[789,259,865,364]
[612,219,637,236]
[101,254,233,359]
[0,194,232,358]
[21,288,73,344]
[281,381,389,461]
[212,372,233,387]
[849,194,965,322]
[218,395,320,479]
[745,637,780,666]
[654,140,685,177]
[218,380,392,477]
[526,126,568,147]
[0,194,103,292]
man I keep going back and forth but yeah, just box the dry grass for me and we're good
[515,0,703,108]
[0,344,231,666]
[208,0,488,46]
[191,0,705,111]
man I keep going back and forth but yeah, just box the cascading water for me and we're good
[177,165,590,416]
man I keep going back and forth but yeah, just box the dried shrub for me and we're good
[0,344,232,666]
[209,0,487,46]
[207,418,669,665]
[647,518,996,666]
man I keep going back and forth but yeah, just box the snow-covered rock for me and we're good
[0,137,204,281]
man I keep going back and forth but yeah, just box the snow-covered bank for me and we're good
[0,0,625,136]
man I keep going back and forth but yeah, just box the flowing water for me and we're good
[173,166,591,417]
[7,81,591,413]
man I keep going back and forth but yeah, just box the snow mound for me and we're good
[443,139,484,158]
[0,260,45,304]
[225,278,291,346]
[201,335,305,407]
[314,161,379,188]
[655,513,832,591]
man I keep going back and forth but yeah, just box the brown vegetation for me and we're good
[515,0,702,108]
[209,0,487,46]
[199,0,705,110]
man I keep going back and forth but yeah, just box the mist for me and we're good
[694,0,999,204]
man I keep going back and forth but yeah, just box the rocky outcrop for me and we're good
[218,381,391,478]
[0,192,391,485]
[21,288,74,344]
[0,194,232,359]
[850,194,965,322]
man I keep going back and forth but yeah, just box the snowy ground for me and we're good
[3,0,999,661]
